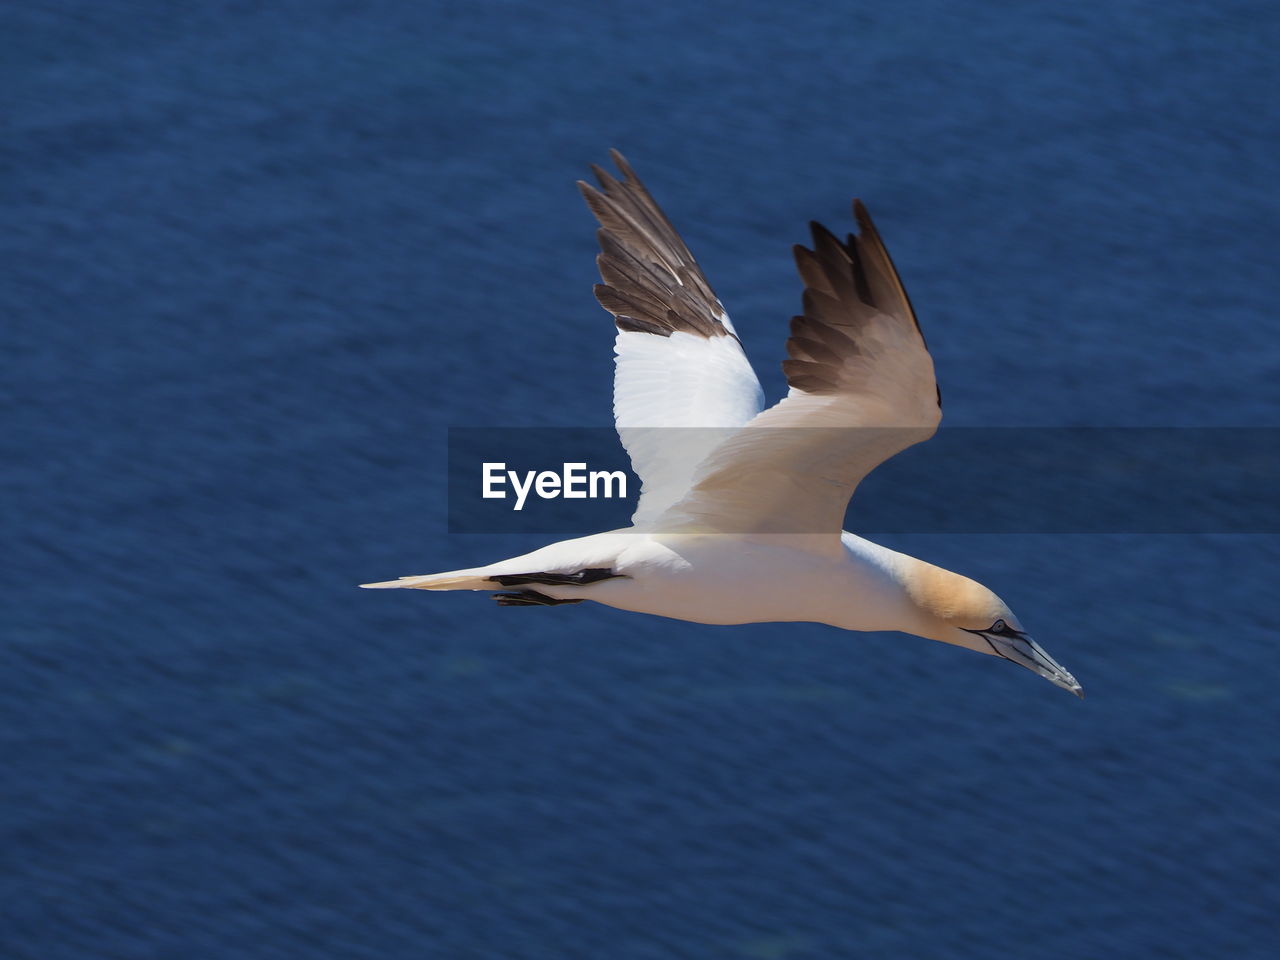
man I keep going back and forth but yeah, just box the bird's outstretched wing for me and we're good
[580,151,765,525]
[654,203,941,546]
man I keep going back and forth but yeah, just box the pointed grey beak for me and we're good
[986,634,1085,698]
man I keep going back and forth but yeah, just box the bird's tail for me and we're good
[359,567,495,591]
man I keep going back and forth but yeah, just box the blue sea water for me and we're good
[5,1,1279,957]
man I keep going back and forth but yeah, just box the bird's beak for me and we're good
[986,633,1084,698]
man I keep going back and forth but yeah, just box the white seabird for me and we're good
[363,151,1084,698]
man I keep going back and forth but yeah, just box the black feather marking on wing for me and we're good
[783,201,940,406]
[492,590,585,607]
[579,150,733,340]
[489,568,624,587]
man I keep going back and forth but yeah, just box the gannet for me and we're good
[363,151,1084,698]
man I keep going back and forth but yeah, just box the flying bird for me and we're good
[363,151,1084,698]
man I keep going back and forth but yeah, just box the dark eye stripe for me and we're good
[960,621,1024,641]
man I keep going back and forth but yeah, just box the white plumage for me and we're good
[613,329,763,525]
[362,151,1083,698]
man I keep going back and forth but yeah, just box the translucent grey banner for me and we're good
[447,427,1279,534]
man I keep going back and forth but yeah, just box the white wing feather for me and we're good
[613,329,763,523]
[580,151,765,523]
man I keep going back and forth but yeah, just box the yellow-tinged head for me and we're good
[901,559,1084,698]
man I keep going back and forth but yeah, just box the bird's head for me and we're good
[902,561,1084,698]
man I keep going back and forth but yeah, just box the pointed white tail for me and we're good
[359,570,493,591]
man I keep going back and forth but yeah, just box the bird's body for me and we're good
[391,532,905,629]
[363,151,1084,697]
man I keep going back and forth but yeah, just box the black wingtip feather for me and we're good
[581,151,733,342]
[590,163,620,191]
[808,220,842,248]
[852,198,874,233]
[609,148,633,178]
[784,197,939,405]
[576,179,603,207]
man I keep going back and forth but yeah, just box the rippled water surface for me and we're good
[6,2,1279,957]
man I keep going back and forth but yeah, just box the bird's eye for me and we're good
[990,619,1008,635]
